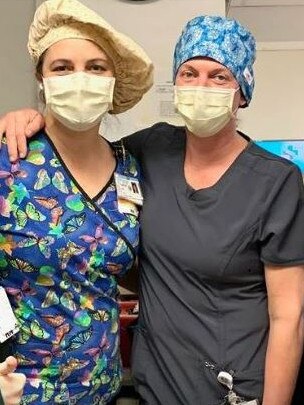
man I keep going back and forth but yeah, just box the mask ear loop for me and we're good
[231,87,241,118]
[37,81,46,106]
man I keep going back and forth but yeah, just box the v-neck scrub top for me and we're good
[124,123,304,405]
[0,131,140,404]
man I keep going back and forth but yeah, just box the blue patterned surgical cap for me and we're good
[173,15,256,107]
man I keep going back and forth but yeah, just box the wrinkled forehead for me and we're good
[178,56,232,72]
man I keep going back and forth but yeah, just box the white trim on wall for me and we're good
[232,1,304,6]
[257,41,304,50]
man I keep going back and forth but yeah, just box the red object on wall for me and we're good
[119,300,138,368]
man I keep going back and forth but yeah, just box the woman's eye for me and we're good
[180,70,195,79]
[214,74,227,81]
[88,64,106,73]
[52,65,72,74]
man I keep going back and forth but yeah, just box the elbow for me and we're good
[269,305,304,334]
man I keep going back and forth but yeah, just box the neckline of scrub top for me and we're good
[43,131,118,203]
[173,127,253,200]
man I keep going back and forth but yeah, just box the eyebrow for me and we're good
[180,64,231,75]
[49,58,110,67]
[179,64,197,73]
[86,58,110,64]
[211,67,231,75]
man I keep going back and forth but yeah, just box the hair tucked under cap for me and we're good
[28,0,153,114]
[173,15,256,107]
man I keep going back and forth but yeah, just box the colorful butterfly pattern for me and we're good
[0,132,140,404]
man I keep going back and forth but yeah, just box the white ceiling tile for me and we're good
[231,0,304,6]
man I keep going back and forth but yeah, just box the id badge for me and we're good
[114,173,143,206]
[117,198,139,217]
[0,287,19,343]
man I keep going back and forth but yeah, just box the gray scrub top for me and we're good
[124,123,304,405]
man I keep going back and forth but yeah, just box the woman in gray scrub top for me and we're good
[1,15,304,405]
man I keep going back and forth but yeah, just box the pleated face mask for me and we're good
[42,72,116,131]
[174,85,239,137]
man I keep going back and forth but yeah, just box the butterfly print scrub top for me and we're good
[0,132,140,404]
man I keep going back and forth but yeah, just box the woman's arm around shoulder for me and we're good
[0,356,26,405]
[0,109,44,162]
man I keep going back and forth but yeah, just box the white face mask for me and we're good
[174,86,239,138]
[42,72,116,132]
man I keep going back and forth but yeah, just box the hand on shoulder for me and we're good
[0,356,26,405]
[0,109,44,162]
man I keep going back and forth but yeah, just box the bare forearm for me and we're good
[262,317,303,405]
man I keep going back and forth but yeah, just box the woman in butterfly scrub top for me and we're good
[1,15,304,405]
[0,356,26,405]
[0,0,152,403]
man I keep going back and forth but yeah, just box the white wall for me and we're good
[229,4,304,42]
[238,45,304,140]
[0,0,37,115]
